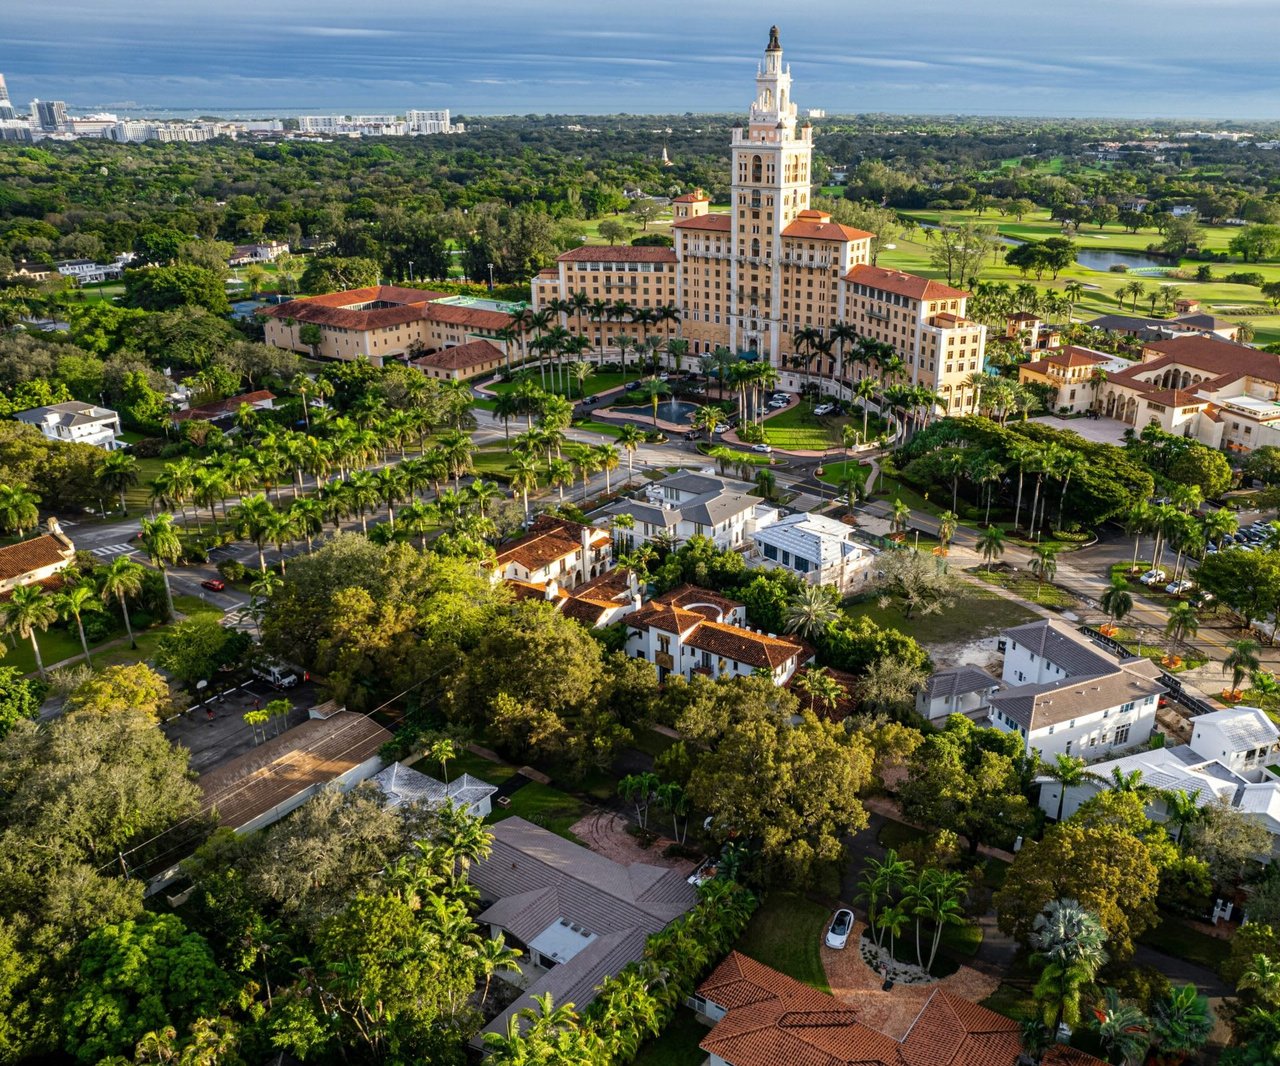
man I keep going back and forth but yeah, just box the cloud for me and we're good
[294,27,399,38]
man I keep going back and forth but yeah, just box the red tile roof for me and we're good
[411,338,504,372]
[171,390,275,423]
[698,953,1106,1066]
[673,214,733,232]
[626,601,706,635]
[260,285,443,330]
[1142,334,1280,384]
[672,190,709,203]
[0,533,74,582]
[557,245,678,264]
[1142,387,1205,408]
[684,620,807,670]
[783,211,873,242]
[421,302,514,331]
[845,264,969,302]
[1032,345,1111,370]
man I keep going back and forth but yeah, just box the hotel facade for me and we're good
[530,27,989,414]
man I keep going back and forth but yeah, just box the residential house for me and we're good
[228,241,289,266]
[0,518,76,595]
[924,620,1164,758]
[916,665,1004,723]
[198,709,391,834]
[492,514,613,591]
[506,567,643,628]
[603,471,777,552]
[1005,311,1063,354]
[1037,746,1245,823]
[1016,346,1125,414]
[54,258,125,285]
[1190,706,1280,783]
[748,511,875,592]
[170,389,276,426]
[370,761,497,818]
[625,584,812,685]
[10,260,55,282]
[470,816,696,1043]
[411,338,507,382]
[1087,311,1241,344]
[694,952,1105,1066]
[14,400,123,449]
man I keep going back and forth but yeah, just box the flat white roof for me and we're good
[529,917,598,965]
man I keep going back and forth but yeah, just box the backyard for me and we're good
[733,892,832,992]
[631,1007,708,1066]
[845,582,1039,647]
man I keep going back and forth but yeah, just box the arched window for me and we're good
[750,238,760,259]
[751,154,763,183]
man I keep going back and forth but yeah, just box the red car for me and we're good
[201,578,226,592]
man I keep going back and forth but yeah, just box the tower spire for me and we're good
[767,25,781,52]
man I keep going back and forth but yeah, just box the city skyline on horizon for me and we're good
[6,0,1280,121]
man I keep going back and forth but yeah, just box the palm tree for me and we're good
[96,451,139,513]
[634,376,670,427]
[1164,601,1199,648]
[692,404,723,441]
[1101,575,1133,626]
[55,582,103,666]
[230,494,277,572]
[263,508,297,575]
[99,555,145,649]
[977,525,1005,573]
[510,457,539,524]
[3,584,57,679]
[616,424,644,486]
[783,585,840,642]
[1041,754,1102,822]
[918,868,969,974]
[595,445,620,494]
[289,497,325,554]
[0,483,40,537]
[476,935,523,1009]
[1029,898,1109,1035]
[936,510,958,553]
[890,497,911,538]
[1224,638,1262,695]
[1162,789,1203,847]
[1151,984,1214,1061]
[857,849,912,952]
[1030,544,1058,599]
[793,666,847,715]
[1092,988,1151,1066]
[139,513,183,622]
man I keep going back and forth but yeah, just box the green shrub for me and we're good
[218,560,248,582]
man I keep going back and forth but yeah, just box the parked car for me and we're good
[751,443,773,453]
[1190,590,1216,606]
[825,909,854,950]
[768,398,788,409]
[200,578,226,592]
[1139,569,1166,585]
[813,403,835,416]
[1165,580,1193,595]
[712,423,728,434]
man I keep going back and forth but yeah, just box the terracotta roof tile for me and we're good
[0,533,74,582]
[1141,334,1280,384]
[1023,345,1111,371]
[673,214,733,232]
[783,212,874,242]
[557,245,678,263]
[684,620,807,670]
[411,338,504,372]
[171,390,274,423]
[672,190,709,203]
[845,264,969,302]
[421,302,513,331]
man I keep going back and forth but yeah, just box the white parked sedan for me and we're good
[825,908,854,950]
[1139,569,1167,586]
[751,443,773,453]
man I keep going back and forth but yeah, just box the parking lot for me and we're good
[163,677,322,775]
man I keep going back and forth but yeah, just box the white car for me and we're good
[751,443,773,453]
[1139,569,1166,586]
[813,403,834,416]
[825,908,854,950]
[1165,580,1193,596]
[768,398,788,409]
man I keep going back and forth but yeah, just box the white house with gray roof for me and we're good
[469,816,697,1044]
[14,400,123,450]
[602,470,777,551]
[917,665,1005,723]
[1189,707,1280,783]
[748,511,876,592]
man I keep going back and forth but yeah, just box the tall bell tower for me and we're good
[729,25,813,362]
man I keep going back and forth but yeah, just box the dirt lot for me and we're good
[569,811,697,875]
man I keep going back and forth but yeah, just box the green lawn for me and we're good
[436,748,518,786]
[816,460,871,490]
[488,780,591,842]
[981,982,1038,1023]
[890,208,1280,346]
[968,567,1080,611]
[877,820,926,852]
[761,404,850,452]
[734,893,831,992]
[844,584,1039,647]
[488,371,631,399]
[632,1008,708,1066]
[1138,916,1230,974]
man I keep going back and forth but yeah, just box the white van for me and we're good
[253,661,299,689]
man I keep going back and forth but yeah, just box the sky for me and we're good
[5,0,1280,120]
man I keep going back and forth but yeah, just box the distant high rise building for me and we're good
[0,75,15,121]
[31,99,68,131]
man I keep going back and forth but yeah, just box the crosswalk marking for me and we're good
[89,543,138,558]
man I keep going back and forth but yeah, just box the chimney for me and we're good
[47,516,73,551]
[544,578,559,601]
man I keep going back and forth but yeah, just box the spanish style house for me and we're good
[1016,346,1126,415]
[924,620,1164,759]
[625,585,811,685]
[0,518,77,595]
[492,514,612,591]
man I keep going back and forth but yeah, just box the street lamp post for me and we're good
[408,260,415,282]
[487,262,495,291]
